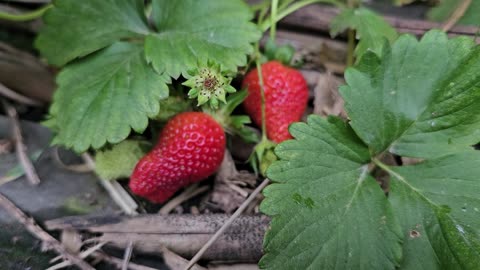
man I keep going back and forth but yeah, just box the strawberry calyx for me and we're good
[204,90,260,144]
[249,137,277,176]
[183,62,236,110]
[264,38,295,66]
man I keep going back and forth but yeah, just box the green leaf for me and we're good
[341,30,480,159]
[330,8,398,59]
[145,0,261,79]
[388,152,480,269]
[48,42,169,152]
[427,0,480,27]
[95,140,150,180]
[260,115,402,270]
[36,0,150,66]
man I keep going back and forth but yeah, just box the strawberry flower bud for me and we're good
[183,62,236,110]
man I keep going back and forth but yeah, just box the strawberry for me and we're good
[242,61,309,143]
[129,112,225,203]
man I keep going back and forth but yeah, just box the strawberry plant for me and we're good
[20,0,479,268]
[36,0,261,153]
[261,30,480,269]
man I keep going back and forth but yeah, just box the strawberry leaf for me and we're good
[260,116,403,270]
[388,152,480,269]
[95,140,151,180]
[262,30,480,269]
[145,0,261,79]
[330,8,398,59]
[341,31,480,159]
[47,42,169,152]
[36,0,150,66]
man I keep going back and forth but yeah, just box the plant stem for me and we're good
[270,0,279,41]
[345,0,359,67]
[259,0,345,32]
[372,158,404,183]
[0,4,52,21]
[255,57,268,142]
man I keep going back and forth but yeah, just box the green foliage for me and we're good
[153,94,192,122]
[95,140,151,180]
[36,0,260,152]
[145,0,261,79]
[342,31,480,159]
[428,0,480,26]
[261,30,480,269]
[36,0,150,66]
[330,7,398,60]
[46,42,169,152]
[389,153,480,269]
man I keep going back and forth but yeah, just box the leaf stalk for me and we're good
[0,4,52,22]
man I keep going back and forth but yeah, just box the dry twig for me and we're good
[162,247,207,270]
[82,153,139,215]
[122,240,134,270]
[185,179,270,270]
[0,192,94,270]
[0,139,13,154]
[52,147,93,173]
[92,252,159,270]
[46,242,107,270]
[442,0,472,32]
[159,183,209,215]
[2,99,41,185]
[0,82,42,106]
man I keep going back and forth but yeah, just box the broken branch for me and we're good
[2,99,41,185]
[0,192,94,270]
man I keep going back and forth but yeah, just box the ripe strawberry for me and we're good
[129,112,225,203]
[242,61,308,143]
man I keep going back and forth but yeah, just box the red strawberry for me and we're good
[242,61,308,143]
[129,112,225,203]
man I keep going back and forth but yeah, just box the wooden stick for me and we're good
[45,214,270,262]
[278,5,480,38]
[0,192,94,270]
[185,179,270,270]
[2,99,41,185]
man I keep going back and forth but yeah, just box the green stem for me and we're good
[0,4,52,22]
[346,29,355,67]
[260,0,345,32]
[255,52,268,142]
[372,158,403,181]
[270,0,279,41]
[345,0,359,67]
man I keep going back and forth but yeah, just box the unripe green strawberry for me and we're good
[129,112,225,203]
[242,61,309,143]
